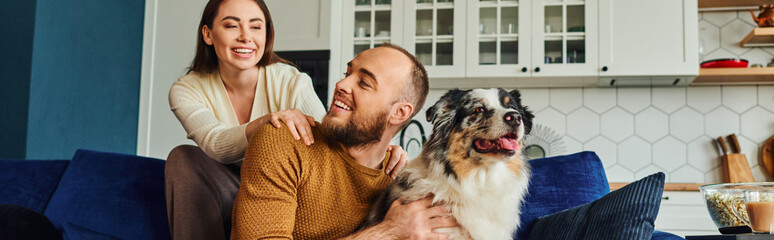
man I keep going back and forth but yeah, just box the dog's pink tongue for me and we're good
[497,137,520,151]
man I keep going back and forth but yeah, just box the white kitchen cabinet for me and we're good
[465,0,532,77]
[336,0,698,85]
[530,0,598,77]
[266,0,331,51]
[656,191,718,237]
[341,0,404,65]
[465,0,599,78]
[598,0,699,77]
[404,0,467,78]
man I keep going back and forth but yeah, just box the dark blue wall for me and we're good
[24,0,145,159]
[0,1,37,159]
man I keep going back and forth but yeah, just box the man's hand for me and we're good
[383,196,457,240]
[386,145,409,179]
[344,196,458,240]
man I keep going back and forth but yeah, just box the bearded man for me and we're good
[230,43,458,240]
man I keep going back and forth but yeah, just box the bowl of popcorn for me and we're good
[700,182,774,233]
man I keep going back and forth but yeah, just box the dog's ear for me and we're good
[425,89,467,147]
[508,89,522,103]
[426,89,465,124]
[509,89,535,135]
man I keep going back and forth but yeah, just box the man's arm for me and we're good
[231,125,302,239]
[342,197,458,240]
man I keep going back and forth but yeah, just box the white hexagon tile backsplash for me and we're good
[516,86,773,184]
[392,86,774,185]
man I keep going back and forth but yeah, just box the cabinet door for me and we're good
[341,0,404,64]
[466,0,532,77]
[404,0,466,78]
[531,0,598,77]
[598,0,698,77]
[267,0,330,51]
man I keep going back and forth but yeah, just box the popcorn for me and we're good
[704,191,747,228]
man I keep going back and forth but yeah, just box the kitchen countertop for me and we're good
[610,182,706,191]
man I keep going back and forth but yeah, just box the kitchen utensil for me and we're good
[750,4,774,27]
[718,135,755,183]
[729,134,742,153]
[728,134,755,183]
[701,58,749,68]
[718,137,731,181]
[762,135,774,179]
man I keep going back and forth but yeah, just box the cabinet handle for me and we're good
[602,66,608,72]
[662,196,670,200]
[521,67,528,72]
[534,67,541,73]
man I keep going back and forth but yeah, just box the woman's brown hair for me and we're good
[188,0,291,74]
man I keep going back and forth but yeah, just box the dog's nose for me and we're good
[504,112,522,127]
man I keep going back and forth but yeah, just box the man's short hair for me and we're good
[378,42,429,129]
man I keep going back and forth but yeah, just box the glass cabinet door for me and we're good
[466,0,531,77]
[342,0,403,65]
[404,0,466,78]
[531,0,597,76]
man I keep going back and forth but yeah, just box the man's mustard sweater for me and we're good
[231,124,393,239]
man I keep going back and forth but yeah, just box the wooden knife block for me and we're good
[723,153,755,183]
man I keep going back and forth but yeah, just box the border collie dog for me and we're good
[363,88,534,239]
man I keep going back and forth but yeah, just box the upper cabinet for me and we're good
[342,0,404,63]
[404,0,467,78]
[598,0,699,77]
[465,0,532,77]
[336,0,698,86]
[267,0,331,51]
[465,0,597,78]
[529,0,599,77]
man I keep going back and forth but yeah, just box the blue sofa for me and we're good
[0,149,684,239]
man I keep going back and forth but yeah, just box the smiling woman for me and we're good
[164,0,328,239]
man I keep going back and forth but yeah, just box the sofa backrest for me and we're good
[516,151,610,239]
[0,159,70,213]
[43,149,170,240]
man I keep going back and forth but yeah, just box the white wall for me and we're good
[138,0,206,159]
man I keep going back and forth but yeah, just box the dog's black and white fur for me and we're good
[363,88,534,239]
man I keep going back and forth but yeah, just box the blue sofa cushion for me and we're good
[43,149,171,240]
[516,151,610,239]
[0,159,69,213]
[527,172,665,240]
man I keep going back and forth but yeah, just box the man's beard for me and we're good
[321,109,389,149]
